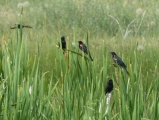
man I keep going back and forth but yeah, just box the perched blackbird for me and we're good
[78,41,93,61]
[61,36,66,52]
[110,52,129,75]
[105,79,113,94]
[11,24,32,29]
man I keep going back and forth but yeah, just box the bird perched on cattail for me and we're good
[105,79,113,114]
[11,24,32,29]
[110,52,129,75]
[105,79,113,94]
[61,36,66,53]
[78,41,93,61]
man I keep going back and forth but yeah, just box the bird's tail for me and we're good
[123,67,129,75]
[89,52,93,61]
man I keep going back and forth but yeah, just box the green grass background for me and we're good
[0,0,159,119]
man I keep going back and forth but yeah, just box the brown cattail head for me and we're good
[2,35,6,50]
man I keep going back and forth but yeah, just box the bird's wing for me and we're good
[115,55,126,68]
[82,44,88,54]
[79,44,88,54]
[61,42,66,50]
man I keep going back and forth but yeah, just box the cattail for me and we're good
[2,35,6,51]
[114,66,119,84]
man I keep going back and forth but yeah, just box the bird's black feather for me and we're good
[78,41,93,61]
[110,52,129,75]
[105,79,113,94]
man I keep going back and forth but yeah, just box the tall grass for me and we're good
[0,30,159,119]
[0,0,159,119]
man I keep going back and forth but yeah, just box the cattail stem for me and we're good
[2,35,6,51]
[65,51,69,74]
[114,66,119,84]
[114,66,121,111]
[105,93,112,114]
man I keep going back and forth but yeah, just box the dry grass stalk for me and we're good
[1,35,6,51]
